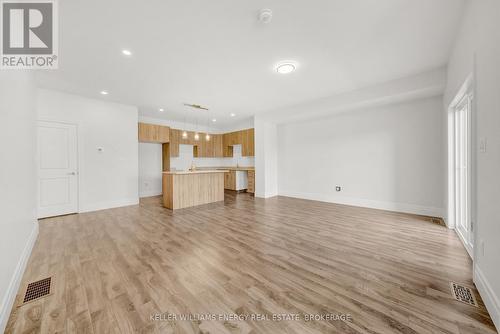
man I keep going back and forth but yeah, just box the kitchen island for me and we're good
[162,170,227,210]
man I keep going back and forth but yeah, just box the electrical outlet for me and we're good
[335,186,341,192]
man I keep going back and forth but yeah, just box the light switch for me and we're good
[479,138,487,153]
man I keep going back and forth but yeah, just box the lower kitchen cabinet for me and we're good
[247,170,255,194]
[224,171,236,190]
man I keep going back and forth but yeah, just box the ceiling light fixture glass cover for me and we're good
[276,62,297,74]
[100,90,108,95]
[122,49,132,56]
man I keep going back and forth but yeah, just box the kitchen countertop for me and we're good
[197,166,255,171]
[163,170,229,175]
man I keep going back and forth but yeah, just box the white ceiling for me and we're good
[36,0,464,127]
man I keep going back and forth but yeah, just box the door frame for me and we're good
[37,119,80,217]
[447,73,476,259]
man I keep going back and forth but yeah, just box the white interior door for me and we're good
[453,95,473,255]
[38,121,78,218]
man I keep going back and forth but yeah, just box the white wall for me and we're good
[277,96,444,217]
[445,0,500,329]
[138,116,254,197]
[0,72,39,332]
[37,89,139,212]
[254,117,278,198]
[138,143,163,197]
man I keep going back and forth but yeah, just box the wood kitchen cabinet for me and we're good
[138,123,170,143]
[212,134,223,157]
[247,170,255,194]
[168,129,181,156]
[224,170,236,190]
[241,128,255,156]
[157,126,170,143]
[169,129,224,158]
[222,132,234,157]
[222,128,255,157]
[139,124,253,157]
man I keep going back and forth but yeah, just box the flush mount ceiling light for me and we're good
[121,49,132,56]
[212,118,217,123]
[158,108,164,112]
[258,8,273,23]
[276,62,297,74]
[100,90,108,95]
[230,113,236,117]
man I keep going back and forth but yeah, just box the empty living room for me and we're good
[1,0,499,333]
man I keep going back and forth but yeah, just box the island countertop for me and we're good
[162,170,229,175]
[196,166,255,171]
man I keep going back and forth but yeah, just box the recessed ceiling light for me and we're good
[100,90,108,95]
[230,113,236,117]
[276,62,297,74]
[159,108,164,112]
[212,118,217,122]
[122,49,132,56]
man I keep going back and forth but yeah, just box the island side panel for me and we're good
[162,173,174,209]
[163,172,225,210]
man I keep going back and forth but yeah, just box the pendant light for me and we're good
[182,115,188,139]
[194,117,199,141]
[205,114,211,141]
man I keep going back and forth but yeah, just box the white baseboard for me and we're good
[79,197,139,213]
[474,265,500,332]
[139,189,162,198]
[0,221,39,333]
[278,190,444,217]
[255,192,278,199]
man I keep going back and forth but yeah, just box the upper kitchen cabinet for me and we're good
[138,123,170,143]
[169,129,224,158]
[169,128,181,157]
[223,128,254,157]
[241,128,254,157]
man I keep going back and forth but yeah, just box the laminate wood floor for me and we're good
[5,193,497,334]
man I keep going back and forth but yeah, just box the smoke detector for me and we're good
[259,9,273,23]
